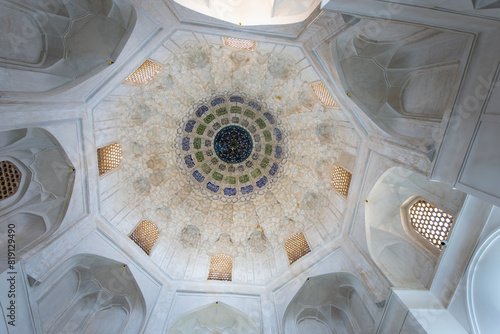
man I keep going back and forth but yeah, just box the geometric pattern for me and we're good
[208,253,233,281]
[124,59,163,86]
[97,143,122,176]
[311,81,340,108]
[332,165,352,198]
[223,37,257,51]
[0,161,21,201]
[409,199,454,250]
[177,92,287,202]
[129,220,160,255]
[285,232,311,265]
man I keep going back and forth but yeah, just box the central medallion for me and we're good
[214,125,253,164]
[177,92,288,202]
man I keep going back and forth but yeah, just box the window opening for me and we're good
[0,161,21,201]
[223,37,257,51]
[285,233,311,265]
[129,220,159,255]
[97,143,122,176]
[408,199,454,250]
[332,165,352,198]
[311,82,340,108]
[124,59,163,85]
[208,254,233,281]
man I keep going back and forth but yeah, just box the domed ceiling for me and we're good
[98,40,357,282]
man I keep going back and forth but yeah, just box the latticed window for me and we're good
[97,143,122,176]
[285,233,311,265]
[408,200,454,250]
[332,165,352,198]
[208,254,233,281]
[129,220,159,255]
[311,82,340,108]
[223,37,257,51]
[1,161,21,201]
[124,59,163,85]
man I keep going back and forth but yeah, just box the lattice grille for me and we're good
[285,233,311,265]
[129,220,159,255]
[223,37,257,51]
[208,254,233,281]
[332,165,352,198]
[97,143,122,176]
[311,82,339,108]
[1,161,21,201]
[409,200,454,250]
[124,59,163,85]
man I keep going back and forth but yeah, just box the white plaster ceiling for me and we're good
[172,0,321,25]
[95,34,358,282]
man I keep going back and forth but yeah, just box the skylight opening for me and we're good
[97,143,122,176]
[311,82,340,108]
[0,161,21,201]
[285,233,311,265]
[408,199,454,250]
[124,59,163,86]
[129,220,160,255]
[332,165,352,198]
[223,37,257,51]
[208,254,233,281]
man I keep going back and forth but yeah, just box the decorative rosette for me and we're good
[176,92,288,202]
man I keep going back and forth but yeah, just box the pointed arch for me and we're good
[283,273,376,334]
[168,302,258,334]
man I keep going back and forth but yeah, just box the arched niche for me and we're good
[0,0,137,96]
[283,272,377,334]
[365,166,465,288]
[467,227,500,334]
[331,17,469,145]
[168,302,259,334]
[0,128,75,271]
[30,254,146,334]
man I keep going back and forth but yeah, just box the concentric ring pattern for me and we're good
[177,92,287,202]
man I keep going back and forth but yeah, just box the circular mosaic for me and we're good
[214,125,253,164]
[176,92,288,202]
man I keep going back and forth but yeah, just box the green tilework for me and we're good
[230,106,242,114]
[196,124,206,135]
[260,157,269,168]
[256,118,266,129]
[202,163,212,174]
[244,109,255,119]
[263,130,272,142]
[195,151,204,162]
[225,176,236,184]
[239,174,249,183]
[216,107,228,116]
[193,138,201,149]
[251,169,261,178]
[265,144,272,156]
[204,114,215,124]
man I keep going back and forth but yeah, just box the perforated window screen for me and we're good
[285,233,311,265]
[129,220,159,255]
[97,143,122,176]
[1,161,21,201]
[409,200,454,250]
[208,254,233,281]
[124,59,163,86]
[332,165,352,198]
[311,82,339,108]
[223,37,257,51]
